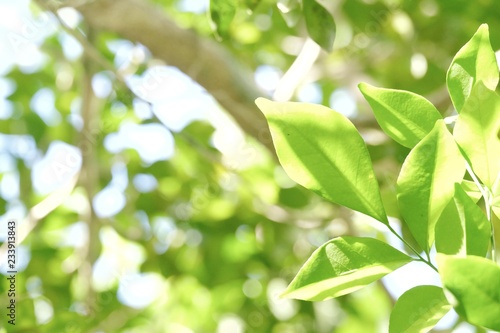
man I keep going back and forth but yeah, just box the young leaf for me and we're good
[358,83,442,148]
[255,98,388,224]
[437,254,500,331]
[389,285,451,333]
[397,120,465,253]
[210,0,237,38]
[446,24,499,112]
[453,81,500,188]
[282,236,413,301]
[302,0,336,52]
[435,183,490,257]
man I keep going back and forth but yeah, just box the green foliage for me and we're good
[302,0,336,52]
[389,286,451,333]
[438,255,500,331]
[257,24,500,332]
[256,98,388,224]
[397,120,465,253]
[6,1,500,331]
[454,81,500,188]
[435,184,490,257]
[281,236,412,301]
[446,24,499,112]
[211,0,336,51]
[358,83,442,148]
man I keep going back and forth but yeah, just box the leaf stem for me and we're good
[387,225,438,272]
[464,161,496,262]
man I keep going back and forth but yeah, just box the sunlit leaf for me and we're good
[302,0,336,52]
[453,81,500,188]
[460,180,482,203]
[397,120,465,253]
[389,285,451,333]
[435,183,490,257]
[282,236,413,301]
[447,24,499,112]
[437,254,500,331]
[256,98,388,224]
[359,83,442,148]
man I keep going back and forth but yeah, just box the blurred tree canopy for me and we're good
[0,0,499,332]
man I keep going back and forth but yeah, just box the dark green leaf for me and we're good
[302,0,336,52]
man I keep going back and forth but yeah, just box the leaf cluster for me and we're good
[257,24,500,332]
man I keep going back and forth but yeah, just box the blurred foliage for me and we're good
[0,0,499,332]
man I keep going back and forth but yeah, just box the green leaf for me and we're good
[453,81,500,188]
[492,176,500,219]
[282,236,413,301]
[435,183,490,257]
[437,254,500,331]
[446,24,499,112]
[255,98,388,224]
[460,180,482,203]
[359,83,442,148]
[302,0,336,52]
[210,0,237,38]
[397,120,465,253]
[389,286,451,333]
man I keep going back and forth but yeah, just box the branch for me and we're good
[77,25,102,313]
[41,0,276,155]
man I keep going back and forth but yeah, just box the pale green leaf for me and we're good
[453,81,500,188]
[358,83,442,148]
[282,236,413,301]
[460,180,483,203]
[447,24,499,112]
[389,286,451,333]
[210,0,237,37]
[437,254,500,331]
[397,120,465,253]
[435,183,490,257]
[303,0,336,52]
[256,98,388,224]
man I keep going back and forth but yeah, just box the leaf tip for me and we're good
[357,82,368,91]
[478,23,490,32]
[279,288,292,299]
[255,97,272,114]
[357,82,377,95]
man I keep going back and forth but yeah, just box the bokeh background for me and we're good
[0,0,499,332]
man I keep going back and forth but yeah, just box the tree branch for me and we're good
[46,0,276,155]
